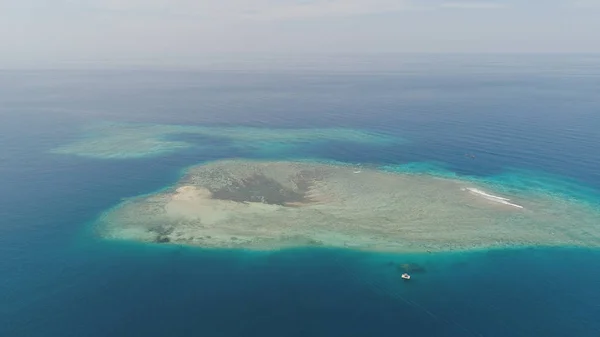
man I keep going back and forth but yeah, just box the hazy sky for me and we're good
[1,0,599,66]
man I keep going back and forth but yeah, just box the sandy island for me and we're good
[96,160,600,252]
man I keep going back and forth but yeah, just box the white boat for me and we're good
[401,273,411,280]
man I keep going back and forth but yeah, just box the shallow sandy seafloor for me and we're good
[96,160,600,252]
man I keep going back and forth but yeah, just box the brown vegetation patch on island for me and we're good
[208,170,323,206]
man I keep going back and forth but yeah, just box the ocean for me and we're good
[1,55,600,336]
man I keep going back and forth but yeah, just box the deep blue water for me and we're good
[2,56,600,336]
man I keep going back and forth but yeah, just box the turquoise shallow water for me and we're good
[1,56,600,336]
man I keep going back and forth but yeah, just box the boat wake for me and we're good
[462,188,524,209]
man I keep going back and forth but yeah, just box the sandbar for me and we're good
[96,160,600,252]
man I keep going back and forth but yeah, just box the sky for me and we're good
[0,0,599,67]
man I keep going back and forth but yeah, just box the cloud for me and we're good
[572,0,600,8]
[2,0,599,64]
[10,0,514,21]
[66,0,418,20]
[239,0,417,20]
[440,2,507,10]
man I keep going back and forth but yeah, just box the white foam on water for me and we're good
[463,187,524,209]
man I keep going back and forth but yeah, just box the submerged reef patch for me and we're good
[51,122,400,159]
[96,160,600,252]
